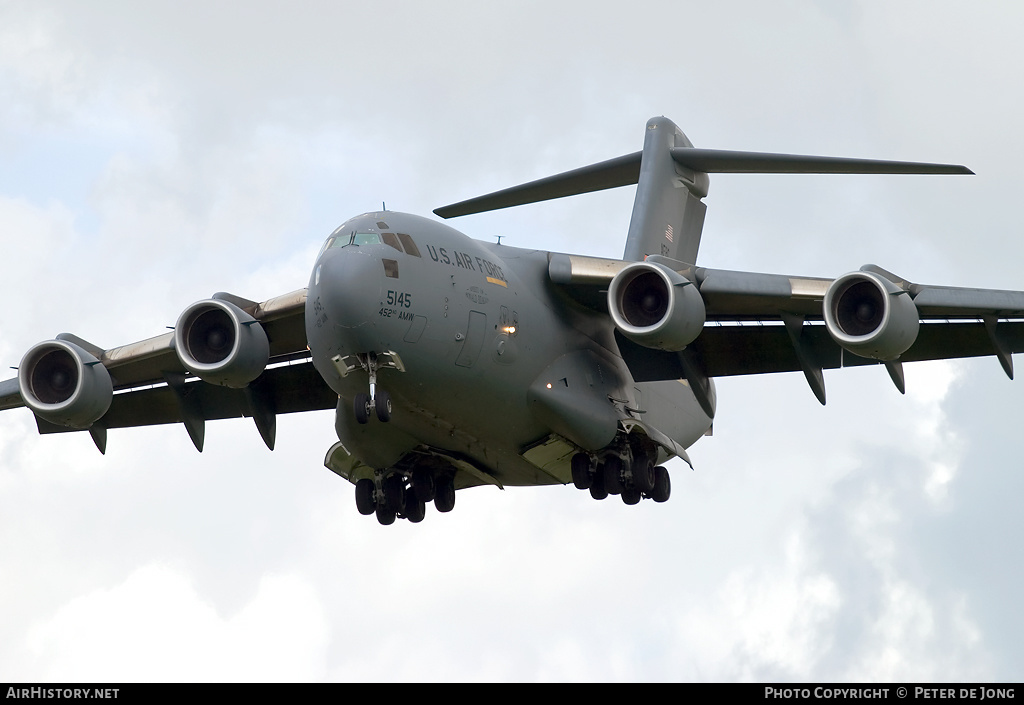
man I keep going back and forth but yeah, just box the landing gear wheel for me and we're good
[589,464,608,500]
[375,389,392,422]
[621,487,642,505]
[434,476,456,513]
[375,503,396,525]
[383,473,406,514]
[571,453,592,490]
[355,478,376,515]
[633,458,656,494]
[602,456,624,495]
[404,487,426,523]
[354,393,371,424]
[651,465,671,503]
[411,467,435,502]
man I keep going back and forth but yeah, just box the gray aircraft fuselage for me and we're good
[305,211,714,488]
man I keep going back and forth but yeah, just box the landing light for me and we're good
[502,325,516,334]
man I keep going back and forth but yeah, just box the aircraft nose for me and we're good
[311,247,385,350]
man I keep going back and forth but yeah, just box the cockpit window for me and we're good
[317,236,336,258]
[352,232,381,246]
[319,226,402,257]
[397,233,422,258]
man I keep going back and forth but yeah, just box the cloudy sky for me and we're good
[1,0,1022,682]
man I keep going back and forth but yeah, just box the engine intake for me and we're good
[18,340,113,428]
[608,262,706,351]
[823,271,920,360]
[174,299,270,387]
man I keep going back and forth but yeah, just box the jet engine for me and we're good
[18,340,113,428]
[823,271,920,360]
[608,262,706,351]
[174,299,270,388]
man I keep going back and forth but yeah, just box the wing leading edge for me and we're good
[1,288,336,453]
[548,253,1024,405]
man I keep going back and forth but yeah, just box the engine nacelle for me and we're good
[823,271,920,360]
[174,299,269,388]
[608,262,706,351]
[18,340,113,428]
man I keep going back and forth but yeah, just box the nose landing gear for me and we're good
[331,350,404,425]
[354,389,391,424]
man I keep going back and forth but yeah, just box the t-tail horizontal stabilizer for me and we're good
[435,117,972,266]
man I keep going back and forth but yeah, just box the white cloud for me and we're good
[23,564,327,682]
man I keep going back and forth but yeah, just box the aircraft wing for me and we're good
[548,253,1024,405]
[0,289,337,452]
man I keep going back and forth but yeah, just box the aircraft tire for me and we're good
[435,477,456,513]
[589,464,608,500]
[621,487,641,505]
[633,458,656,494]
[411,467,435,502]
[375,389,392,422]
[602,456,624,495]
[355,478,376,515]
[383,473,406,514]
[375,503,396,525]
[354,393,371,424]
[651,465,670,503]
[404,488,426,523]
[571,453,592,490]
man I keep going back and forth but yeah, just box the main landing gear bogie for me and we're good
[355,469,456,525]
[571,448,672,506]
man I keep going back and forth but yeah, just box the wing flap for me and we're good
[35,361,336,435]
[620,321,1024,382]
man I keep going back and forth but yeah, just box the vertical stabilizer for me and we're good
[623,117,709,264]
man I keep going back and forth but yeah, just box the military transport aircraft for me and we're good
[1,116,1018,525]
